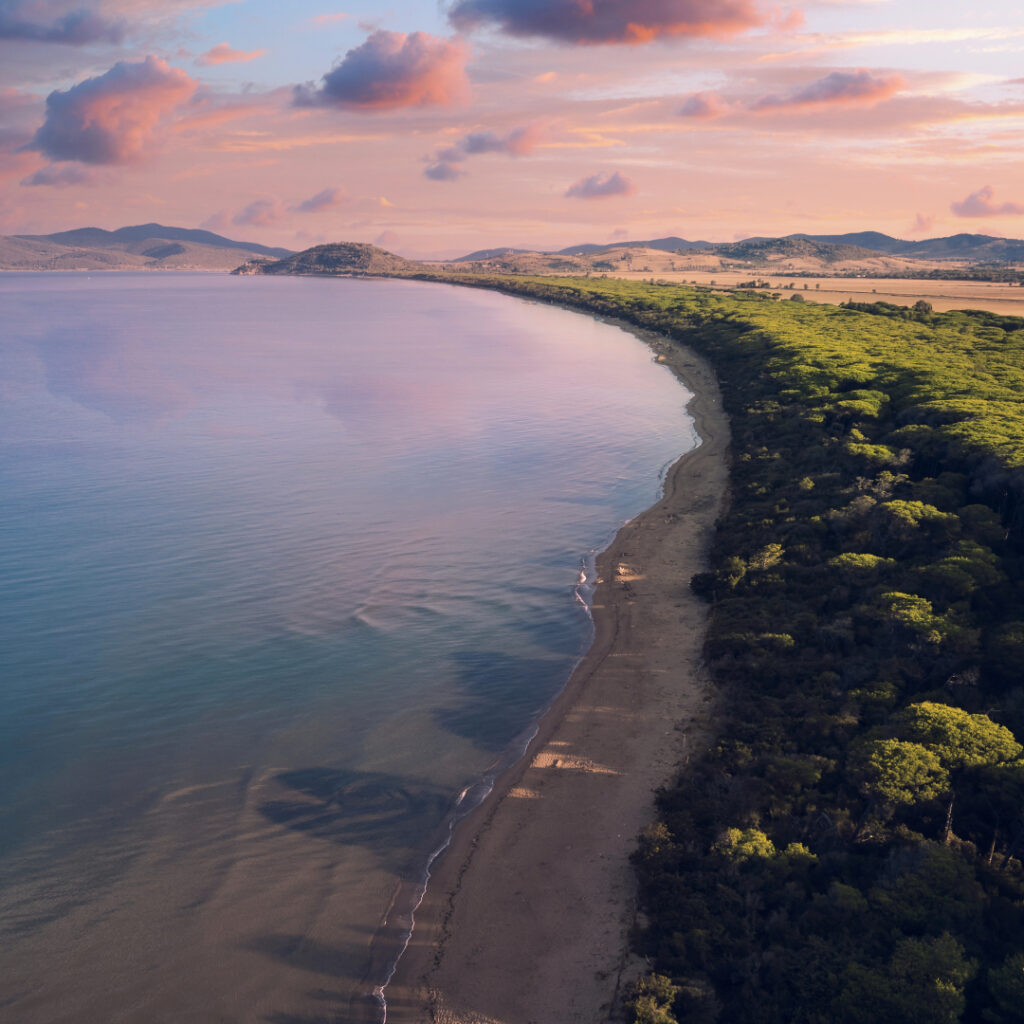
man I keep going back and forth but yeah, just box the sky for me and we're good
[1,0,1023,257]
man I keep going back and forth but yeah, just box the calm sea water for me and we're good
[0,273,694,1022]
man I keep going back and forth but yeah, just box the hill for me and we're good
[453,231,1024,266]
[439,242,934,279]
[796,231,1024,260]
[452,236,714,261]
[19,223,292,259]
[233,242,418,277]
[713,236,881,263]
[0,223,293,271]
[793,231,909,254]
[453,247,535,262]
[896,233,1024,260]
[556,236,714,256]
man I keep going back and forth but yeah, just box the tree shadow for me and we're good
[434,649,569,750]
[247,933,365,978]
[258,767,453,866]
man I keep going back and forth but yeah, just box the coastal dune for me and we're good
[385,324,730,1023]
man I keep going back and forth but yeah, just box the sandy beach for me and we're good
[384,318,730,1024]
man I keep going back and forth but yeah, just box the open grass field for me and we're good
[613,269,1024,316]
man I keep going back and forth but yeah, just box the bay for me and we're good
[0,272,695,1022]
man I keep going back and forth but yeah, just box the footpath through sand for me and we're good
[384,317,730,1024]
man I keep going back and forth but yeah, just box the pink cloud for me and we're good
[425,159,463,181]
[565,170,636,199]
[27,56,197,165]
[295,186,347,212]
[196,43,267,66]
[911,212,934,235]
[678,91,728,119]
[233,197,287,226]
[752,69,904,112]
[951,185,1024,218]
[20,163,95,187]
[293,30,469,111]
[0,2,124,44]
[200,210,230,233]
[459,125,541,157]
[425,124,542,181]
[448,0,768,44]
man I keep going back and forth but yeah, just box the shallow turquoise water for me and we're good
[0,273,694,1022]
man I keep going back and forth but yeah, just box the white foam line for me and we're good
[375,742,536,1022]
[375,549,600,1022]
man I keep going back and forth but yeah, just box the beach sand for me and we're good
[384,320,730,1024]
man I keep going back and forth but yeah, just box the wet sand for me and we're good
[384,319,730,1024]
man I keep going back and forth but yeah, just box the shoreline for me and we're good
[382,308,731,1024]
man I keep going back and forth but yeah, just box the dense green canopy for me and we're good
[391,268,1024,1024]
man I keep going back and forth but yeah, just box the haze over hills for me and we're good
[0,223,293,271]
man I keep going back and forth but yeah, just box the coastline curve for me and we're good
[379,298,731,1024]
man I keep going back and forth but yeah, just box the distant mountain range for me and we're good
[797,232,1024,260]
[6,223,1023,275]
[0,223,293,271]
[455,232,1024,264]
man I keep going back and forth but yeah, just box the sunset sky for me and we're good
[2,0,1023,257]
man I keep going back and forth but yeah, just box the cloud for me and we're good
[196,43,266,66]
[447,0,767,44]
[233,197,286,226]
[565,170,635,199]
[309,13,350,26]
[200,210,230,232]
[26,55,197,165]
[462,125,540,156]
[951,185,1024,218]
[293,30,469,111]
[20,162,95,186]
[424,124,541,181]
[911,212,934,235]
[295,185,347,212]
[0,2,124,44]
[425,159,463,181]
[678,91,728,119]
[761,26,1024,63]
[752,69,904,112]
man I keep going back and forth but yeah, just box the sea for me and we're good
[0,272,696,1023]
